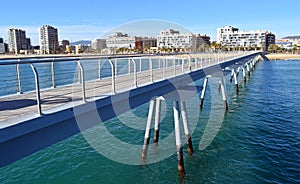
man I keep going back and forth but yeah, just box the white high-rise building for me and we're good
[157,29,193,49]
[91,39,106,50]
[217,26,275,50]
[7,29,29,54]
[39,25,59,54]
[106,32,138,49]
[157,29,210,51]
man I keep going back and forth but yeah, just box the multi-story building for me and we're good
[106,32,139,49]
[39,25,59,54]
[217,26,275,51]
[157,29,210,52]
[0,37,5,54]
[157,29,193,49]
[135,37,157,53]
[91,39,106,50]
[191,34,211,52]
[7,28,30,54]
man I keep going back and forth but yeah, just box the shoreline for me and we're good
[1,53,300,61]
[265,53,300,60]
[0,54,93,60]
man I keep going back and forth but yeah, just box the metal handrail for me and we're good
[30,64,42,115]
[77,61,86,102]
[130,58,137,87]
[108,59,116,94]
[0,51,260,116]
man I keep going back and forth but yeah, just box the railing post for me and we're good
[98,58,101,80]
[30,64,42,115]
[149,58,153,82]
[201,57,203,68]
[77,63,80,83]
[51,61,55,88]
[115,59,118,77]
[109,59,116,94]
[77,61,86,102]
[139,58,142,72]
[181,57,184,73]
[187,54,191,71]
[16,61,22,94]
[173,58,176,76]
[162,57,166,79]
[128,58,131,74]
[130,58,137,87]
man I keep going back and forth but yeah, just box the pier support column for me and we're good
[242,67,247,83]
[229,69,234,82]
[153,98,162,144]
[218,81,222,93]
[220,79,228,111]
[200,77,209,109]
[247,63,250,76]
[174,101,185,176]
[141,99,156,159]
[181,101,194,155]
[233,70,239,93]
[237,67,240,77]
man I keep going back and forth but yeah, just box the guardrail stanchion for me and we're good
[149,58,153,83]
[130,58,137,87]
[108,59,116,94]
[16,61,22,94]
[173,58,176,76]
[77,61,86,102]
[98,58,101,80]
[30,64,42,115]
[51,60,55,88]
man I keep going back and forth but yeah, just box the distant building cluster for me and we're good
[217,26,275,51]
[275,38,300,49]
[2,24,294,55]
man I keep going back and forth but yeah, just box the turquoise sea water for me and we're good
[1,60,300,183]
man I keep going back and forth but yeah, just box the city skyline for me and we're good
[0,0,299,45]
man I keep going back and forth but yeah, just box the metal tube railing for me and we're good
[0,51,259,100]
[30,64,42,115]
[51,61,55,88]
[98,58,101,80]
[130,58,137,87]
[108,59,116,94]
[16,62,21,94]
[77,61,86,102]
[149,58,153,83]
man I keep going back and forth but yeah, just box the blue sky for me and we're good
[1,0,299,45]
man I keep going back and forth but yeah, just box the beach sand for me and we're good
[265,53,300,60]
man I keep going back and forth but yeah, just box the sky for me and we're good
[1,0,299,45]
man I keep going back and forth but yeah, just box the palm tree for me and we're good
[292,45,298,54]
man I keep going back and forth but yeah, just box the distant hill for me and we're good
[282,36,300,39]
[70,40,91,46]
